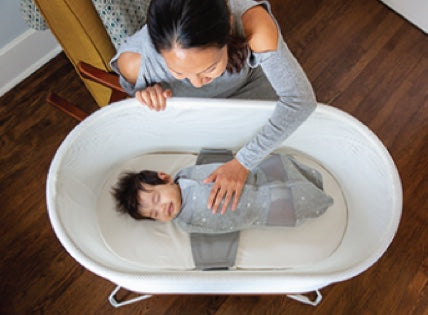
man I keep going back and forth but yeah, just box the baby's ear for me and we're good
[158,172,172,183]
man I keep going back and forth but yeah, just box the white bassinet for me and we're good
[46,98,402,307]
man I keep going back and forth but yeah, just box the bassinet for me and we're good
[46,98,402,306]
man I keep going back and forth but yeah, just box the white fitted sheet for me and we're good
[97,150,347,270]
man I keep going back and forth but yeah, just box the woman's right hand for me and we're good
[135,84,172,111]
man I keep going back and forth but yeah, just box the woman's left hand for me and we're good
[204,158,249,214]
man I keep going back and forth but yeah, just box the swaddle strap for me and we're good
[190,149,239,270]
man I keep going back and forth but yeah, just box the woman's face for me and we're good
[161,45,228,88]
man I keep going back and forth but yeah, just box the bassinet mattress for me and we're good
[96,150,347,270]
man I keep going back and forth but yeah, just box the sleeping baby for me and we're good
[111,154,333,234]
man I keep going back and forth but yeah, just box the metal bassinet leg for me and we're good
[107,285,322,308]
[287,290,323,306]
[108,286,152,308]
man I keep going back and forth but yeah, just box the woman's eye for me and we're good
[172,71,184,77]
[204,67,216,74]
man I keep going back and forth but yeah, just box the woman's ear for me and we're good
[158,172,172,183]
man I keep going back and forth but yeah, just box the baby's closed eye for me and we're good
[152,192,160,204]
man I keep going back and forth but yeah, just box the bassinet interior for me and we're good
[46,98,402,293]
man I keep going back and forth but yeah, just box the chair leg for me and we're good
[77,62,128,95]
[47,92,90,121]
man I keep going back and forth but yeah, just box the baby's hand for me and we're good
[135,84,172,111]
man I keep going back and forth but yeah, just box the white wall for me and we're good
[0,0,61,97]
[0,1,29,47]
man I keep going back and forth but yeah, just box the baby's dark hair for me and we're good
[111,170,167,220]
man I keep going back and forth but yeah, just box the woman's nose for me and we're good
[188,75,203,88]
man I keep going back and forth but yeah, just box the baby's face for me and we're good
[137,173,182,222]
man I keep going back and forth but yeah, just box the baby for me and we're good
[112,154,334,234]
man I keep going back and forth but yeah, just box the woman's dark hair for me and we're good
[147,0,248,73]
[111,170,167,220]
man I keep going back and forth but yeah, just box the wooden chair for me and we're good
[47,62,127,121]
[33,0,143,119]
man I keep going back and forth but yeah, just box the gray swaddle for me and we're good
[174,154,333,234]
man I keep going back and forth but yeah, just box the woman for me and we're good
[110,0,317,215]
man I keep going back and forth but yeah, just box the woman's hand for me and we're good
[204,158,249,214]
[135,84,172,111]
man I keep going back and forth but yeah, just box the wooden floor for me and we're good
[1,0,427,313]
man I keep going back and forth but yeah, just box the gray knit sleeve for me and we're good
[235,34,316,170]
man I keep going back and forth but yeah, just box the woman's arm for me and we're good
[117,52,141,85]
[236,5,317,170]
[206,5,316,213]
[110,27,172,109]
[116,52,172,110]
[242,5,278,53]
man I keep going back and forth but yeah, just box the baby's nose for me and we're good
[161,203,168,214]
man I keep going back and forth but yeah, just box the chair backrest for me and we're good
[35,0,116,106]
[34,0,149,106]
[91,0,149,50]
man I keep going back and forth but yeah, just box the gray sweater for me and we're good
[110,0,316,170]
[173,154,333,234]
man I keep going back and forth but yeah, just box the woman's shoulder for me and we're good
[116,52,141,85]
[115,26,160,84]
[242,5,279,53]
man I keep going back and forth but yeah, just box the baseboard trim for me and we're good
[0,29,62,97]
